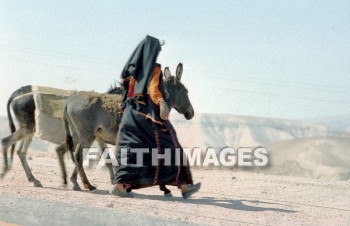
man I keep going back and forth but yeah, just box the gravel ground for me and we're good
[0,151,349,225]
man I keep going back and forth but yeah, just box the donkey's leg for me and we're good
[1,128,27,178]
[68,139,83,191]
[97,141,114,184]
[8,137,24,170]
[8,140,24,170]
[56,143,68,187]
[70,167,81,191]
[75,142,96,191]
[17,135,43,187]
[10,145,16,169]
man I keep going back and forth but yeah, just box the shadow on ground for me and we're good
[91,188,297,213]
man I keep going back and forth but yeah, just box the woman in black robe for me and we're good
[110,35,200,198]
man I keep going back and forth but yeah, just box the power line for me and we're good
[186,69,350,93]
[2,54,349,106]
[1,45,349,104]
[2,44,348,93]
[0,56,117,78]
[191,81,350,105]
[0,44,118,66]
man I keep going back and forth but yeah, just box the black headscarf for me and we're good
[121,35,161,96]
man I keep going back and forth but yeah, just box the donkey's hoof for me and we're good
[83,184,97,191]
[34,180,43,187]
[164,192,173,197]
[1,169,8,179]
[73,184,82,191]
[89,185,97,191]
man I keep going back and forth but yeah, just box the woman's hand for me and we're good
[159,99,169,120]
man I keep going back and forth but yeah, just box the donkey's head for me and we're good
[164,63,194,120]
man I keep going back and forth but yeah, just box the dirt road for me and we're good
[0,151,349,225]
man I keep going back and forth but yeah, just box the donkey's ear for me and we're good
[176,63,183,81]
[164,67,171,80]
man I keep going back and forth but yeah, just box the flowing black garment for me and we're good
[113,35,193,188]
[113,104,193,188]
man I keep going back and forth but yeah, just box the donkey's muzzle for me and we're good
[184,111,194,120]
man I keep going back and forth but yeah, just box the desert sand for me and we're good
[0,150,349,225]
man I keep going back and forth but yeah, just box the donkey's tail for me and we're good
[1,90,17,174]
[7,95,16,134]
[63,104,78,165]
[7,91,16,164]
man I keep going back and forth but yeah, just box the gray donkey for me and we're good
[64,63,195,195]
[0,85,121,187]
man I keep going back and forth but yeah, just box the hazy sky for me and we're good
[0,0,349,119]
